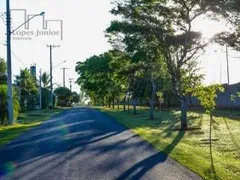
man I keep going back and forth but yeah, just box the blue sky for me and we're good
[0,0,240,92]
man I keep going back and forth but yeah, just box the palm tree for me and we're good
[41,72,50,89]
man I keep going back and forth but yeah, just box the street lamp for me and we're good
[6,0,44,124]
[53,60,66,70]
[11,12,45,34]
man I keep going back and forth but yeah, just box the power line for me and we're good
[11,51,26,67]
[0,13,6,25]
[0,43,26,67]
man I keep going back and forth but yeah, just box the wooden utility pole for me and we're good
[47,44,60,108]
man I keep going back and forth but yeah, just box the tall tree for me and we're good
[76,52,119,106]
[106,0,218,129]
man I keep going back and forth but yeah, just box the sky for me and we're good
[0,0,113,92]
[0,0,240,93]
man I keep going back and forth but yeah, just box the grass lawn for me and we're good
[98,106,240,180]
[0,109,63,148]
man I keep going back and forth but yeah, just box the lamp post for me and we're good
[62,67,69,87]
[48,55,65,109]
[39,69,42,109]
[5,0,44,124]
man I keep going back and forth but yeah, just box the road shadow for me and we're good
[116,130,186,180]
[0,108,127,179]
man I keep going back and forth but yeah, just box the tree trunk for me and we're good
[112,94,115,109]
[133,99,137,115]
[123,96,127,112]
[180,96,188,130]
[150,81,156,120]
[210,113,213,143]
[1,116,4,125]
[117,100,120,110]
[123,95,126,112]
[159,99,162,112]
[127,98,130,113]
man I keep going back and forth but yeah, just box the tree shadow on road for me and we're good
[115,130,186,180]
[0,108,127,179]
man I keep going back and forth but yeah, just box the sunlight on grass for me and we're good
[0,109,62,148]
[99,107,240,180]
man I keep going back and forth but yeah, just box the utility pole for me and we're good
[62,67,69,87]
[39,69,42,109]
[69,78,74,91]
[226,45,230,85]
[6,0,14,124]
[47,44,60,109]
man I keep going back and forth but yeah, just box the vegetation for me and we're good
[75,1,240,179]
[99,107,240,180]
[0,58,7,85]
[15,68,38,112]
[41,72,50,89]
[0,109,62,147]
[54,87,73,107]
[0,56,78,145]
[0,85,20,124]
[0,59,20,124]
[77,0,240,130]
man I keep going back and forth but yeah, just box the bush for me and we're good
[0,85,20,124]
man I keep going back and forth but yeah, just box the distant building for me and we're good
[30,64,37,79]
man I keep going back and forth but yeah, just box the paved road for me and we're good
[0,108,201,180]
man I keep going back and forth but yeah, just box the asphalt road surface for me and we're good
[0,108,201,180]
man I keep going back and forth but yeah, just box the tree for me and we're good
[156,91,164,112]
[0,85,20,124]
[213,0,240,50]
[71,91,80,104]
[15,68,38,111]
[193,84,224,178]
[107,22,168,119]
[41,87,51,109]
[0,58,7,85]
[41,72,50,89]
[54,87,72,107]
[193,84,224,142]
[78,91,87,106]
[76,52,123,107]
[107,0,219,129]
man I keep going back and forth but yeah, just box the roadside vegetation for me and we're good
[0,57,83,147]
[99,107,240,180]
[75,1,240,179]
[0,109,62,147]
